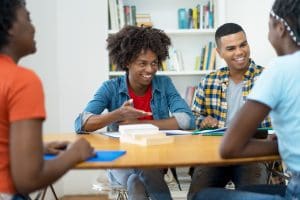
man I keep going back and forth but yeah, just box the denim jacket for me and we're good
[75,75,195,133]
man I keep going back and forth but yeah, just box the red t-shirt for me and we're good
[128,85,153,120]
[0,55,46,194]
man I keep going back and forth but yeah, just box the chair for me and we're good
[93,169,182,200]
[93,173,128,200]
[164,168,182,191]
[266,161,290,185]
[31,185,58,200]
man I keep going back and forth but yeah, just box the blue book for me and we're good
[178,8,187,29]
[44,150,126,162]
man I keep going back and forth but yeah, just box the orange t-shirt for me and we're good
[0,54,46,194]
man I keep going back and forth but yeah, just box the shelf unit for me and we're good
[107,0,225,97]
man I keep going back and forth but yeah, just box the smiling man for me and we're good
[188,23,272,200]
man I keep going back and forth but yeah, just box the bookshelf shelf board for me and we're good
[108,29,119,34]
[109,70,212,76]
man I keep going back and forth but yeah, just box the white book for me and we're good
[127,132,166,140]
[120,134,174,146]
[117,0,125,28]
[119,124,159,135]
[108,0,118,30]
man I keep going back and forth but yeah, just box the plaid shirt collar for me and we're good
[218,59,258,84]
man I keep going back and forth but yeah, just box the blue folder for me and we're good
[44,150,126,162]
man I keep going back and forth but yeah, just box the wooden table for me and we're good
[43,133,280,169]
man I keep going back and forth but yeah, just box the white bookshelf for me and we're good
[107,0,226,97]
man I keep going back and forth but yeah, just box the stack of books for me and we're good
[119,124,174,146]
[136,14,152,27]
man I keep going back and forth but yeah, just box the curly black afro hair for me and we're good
[106,26,171,71]
[0,0,25,50]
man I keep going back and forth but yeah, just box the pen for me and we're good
[257,127,273,131]
[192,130,202,135]
[202,132,224,136]
[192,130,225,136]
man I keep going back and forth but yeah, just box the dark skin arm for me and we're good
[43,141,69,154]
[200,116,218,129]
[10,119,94,195]
[220,100,279,158]
[83,99,151,132]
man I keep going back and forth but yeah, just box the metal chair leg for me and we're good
[267,162,276,184]
[170,167,182,191]
[41,187,47,200]
[49,185,59,200]
[266,161,290,184]
[39,185,58,200]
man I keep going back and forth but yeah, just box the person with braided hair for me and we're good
[75,25,195,200]
[193,0,300,199]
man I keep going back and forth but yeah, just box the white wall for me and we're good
[23,0,109,198]
[224,0,276,66]
[56,0,108,132]
[23,0,108,133]
[22,0,59,132]
[21,0,276,197]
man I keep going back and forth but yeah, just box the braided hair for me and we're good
[106,26,171,71]
[271,0,300,46]
[0,0,25,50]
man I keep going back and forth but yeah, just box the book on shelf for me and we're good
[124,5,131,26]
[131,5,137,26]
[119,124,174,146]
[178,8,187,29]
[192,7,198,29]
[195,41,216,71]
[209,0,215,28]
[136,13,152,27]
[164,46,183,71]
[188,8,193,29]
[108,0,118,30]
[185,86,197,107]
[177,0,215,30]
[202,44,209,70]
[205,41,213,70]
[208,47,217,70]
[194,56,200,71]
[110,63,118,72]
[117,0,125,28]
[108,0,137,30]
[196,4,201,29]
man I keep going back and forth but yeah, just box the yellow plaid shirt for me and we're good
[192,60,272,129]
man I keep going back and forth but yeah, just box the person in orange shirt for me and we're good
[0,0,95,199]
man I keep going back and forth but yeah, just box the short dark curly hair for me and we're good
[215,23,245,47]
[0,0,25,50]
[106,26,171,71]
